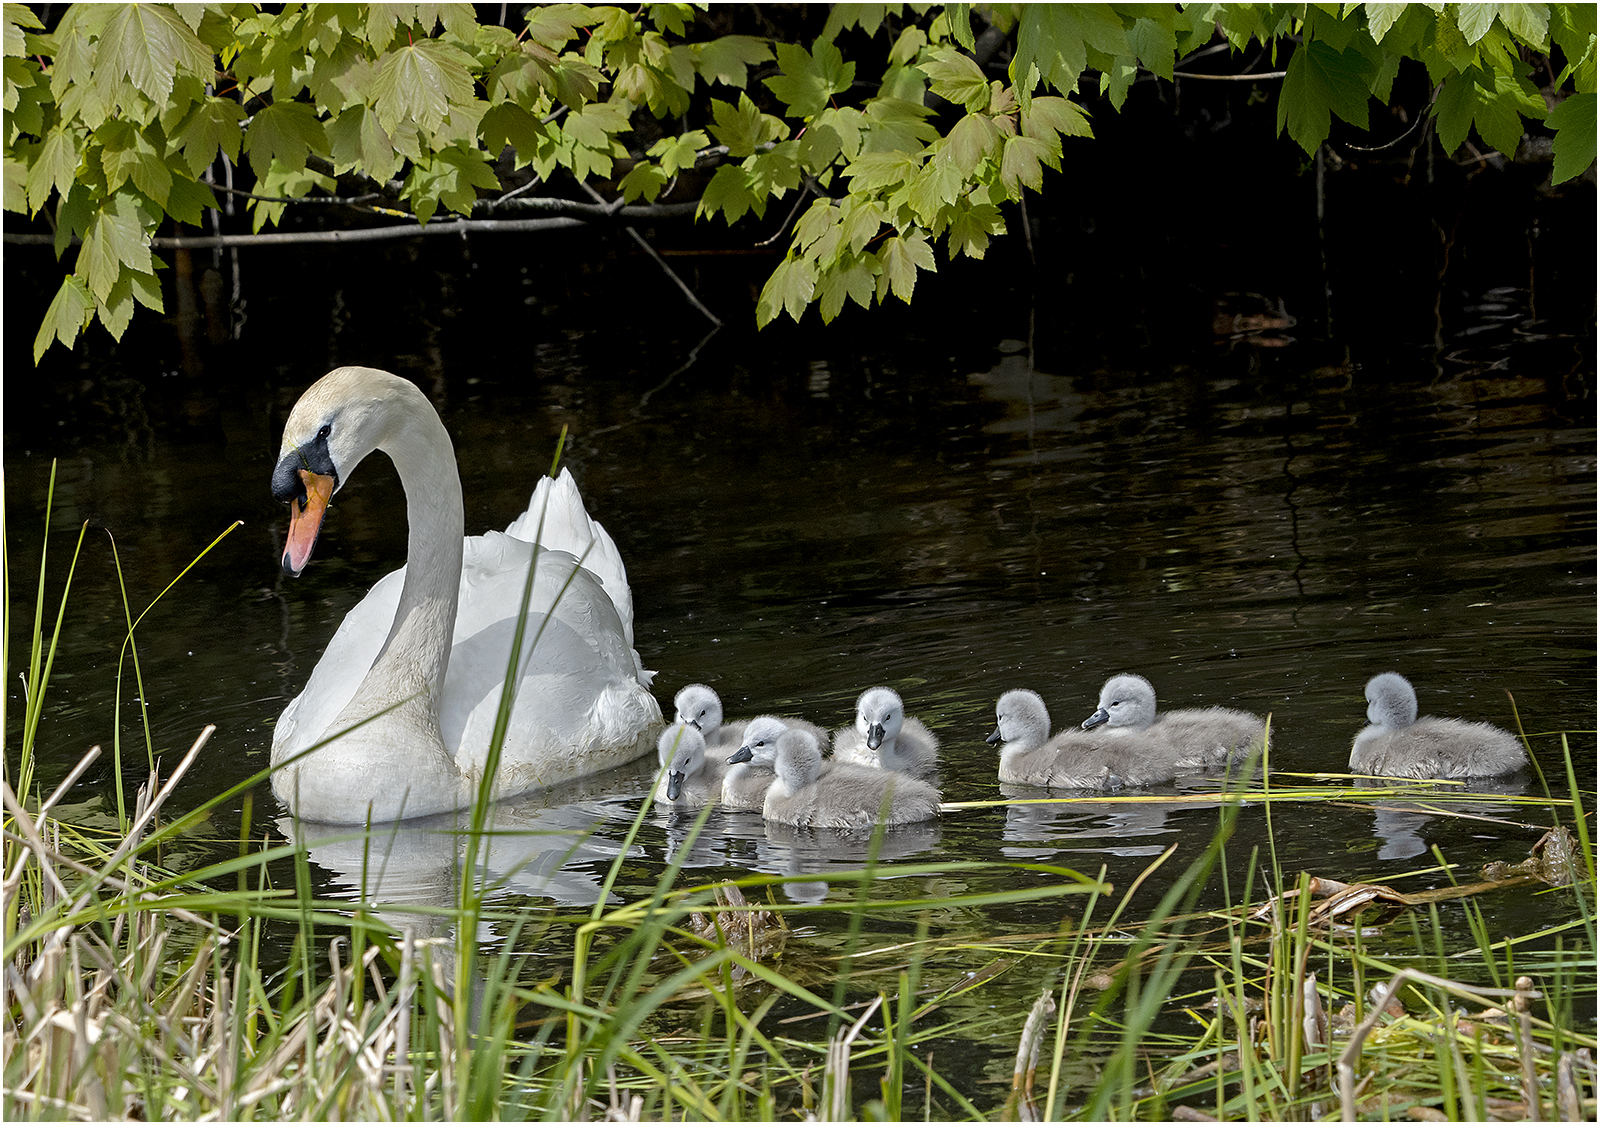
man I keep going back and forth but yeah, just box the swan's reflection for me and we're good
[280,782,646,918]
[1359,773,1531,861]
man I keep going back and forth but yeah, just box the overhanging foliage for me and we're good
[3,2,1594,361]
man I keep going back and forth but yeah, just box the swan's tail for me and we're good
[504,468,637,648]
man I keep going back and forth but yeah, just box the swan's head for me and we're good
[1364,672,1417,730]
[656,721,707,800]
[674,684,724,734]
[728,715,788,766]
[855,687,905,750]
[772,728,823,789]
[989,689,1050,749]
[272,366,429,576]
[1081,674,1157,731]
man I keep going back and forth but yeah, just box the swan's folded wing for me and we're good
[439,533,661,788]
[502,469,636,649]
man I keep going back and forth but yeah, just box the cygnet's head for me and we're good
[773,728,824,788]
[855,687,906,750]
[727,715,788,767]
[1364,672,1418,730]
[656,722,707,800]
[988,689,1050,748]
[1080,674,1158,731]
[674,683,724,734]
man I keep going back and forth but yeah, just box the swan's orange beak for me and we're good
[283,469,334,577]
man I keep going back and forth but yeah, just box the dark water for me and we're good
[5,151,1595,1105]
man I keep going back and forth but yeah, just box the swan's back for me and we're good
[1157,707,1269,771]
[1349,673,1526,778]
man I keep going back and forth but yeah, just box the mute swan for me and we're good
[1081,674,1267,772]
[988,689,1160,789]
[269,366,662,823]
[721,713,832,811]
[831,687,940,778]
[1349,672,1527,778]
[764,729,941,829]
[653,722,725,806]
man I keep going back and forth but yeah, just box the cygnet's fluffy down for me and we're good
[764,729,941,829]
[653,722,726,807]
[1349,672,1527,779]
[988,689,1166,789]
[831,686,940,779]
[721,713,832,811]
[1080,674,1268,772]
[672,684,747,753]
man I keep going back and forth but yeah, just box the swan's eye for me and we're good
[317,423,332,439]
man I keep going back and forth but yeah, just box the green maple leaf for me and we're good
[755,254,817,327]
[175,97,247,178]
[100,4,214,108]
[947,200,1003,259]
[709,92,780,158]
[998,134,1054,195]
[1277,39,1375,154]
[876,230,934,304]
[165,175,217,225]
[922,47,989,112]
[327,104,399,181]
[480,101,546,163]
[697,163,755,223]
[816,256,877,323]
[371,37,476,134]
[243,100,329,176]
[763,39,854,118]
[33,275,94,362]
[696,35,772,89]
[943,110,1002,177]
[78,192,152,303]
[25,125,78,212]
[618,161,668,202]
[1548,92,1597,182]
[646,129,707,175]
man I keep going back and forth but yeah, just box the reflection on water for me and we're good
[1356,774,1535,862]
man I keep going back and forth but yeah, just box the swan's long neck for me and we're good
[367,397,465,717]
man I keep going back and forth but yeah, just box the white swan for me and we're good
[764,729,940,829]
[653,722,725,806]
[1081,674,1267,773]
[1350,672,1527,778]
[721,713,832,811]
[831,687,940,778]
[269,366,662,823]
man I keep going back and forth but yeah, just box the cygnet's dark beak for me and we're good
[727,746,753,765]
[985,727,1003,746]
[685,717,703,731]
[1081,708,1109,731]
[866,722,886,750]
[666,771,685,800]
